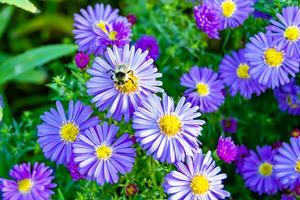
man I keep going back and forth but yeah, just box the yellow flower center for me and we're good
[196,83,209,96]
[284,26,300,42]
[258,162,273,176]
[18,179,33,193]
[96,145,112,160]
[295,160,300,172]
[158,115,182,137]
[108,31,117,40]
[221,0,237,17]
[97,21,108,34]
[60,122,79,142]
[236,63,250,79]
[115,73,139,94]
[190,175,210,195]
[264,48,284,67]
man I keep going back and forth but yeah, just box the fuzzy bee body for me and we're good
[108,64,135,86]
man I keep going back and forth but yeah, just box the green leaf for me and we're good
[0,44,77,85]
[0,0,39,13]
[11,69,47,84]
[58,188,65,200]
[0,6,14,38]
[11,14,73,38]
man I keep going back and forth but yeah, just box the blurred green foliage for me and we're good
[0,0,299,199]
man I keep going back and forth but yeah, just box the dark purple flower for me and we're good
[235,145,250,174]
[221,117,237,133]
[75,52,90,69]
[135,35,160,60]
[125,183,139,196]
[281,194,296,200]
[126,14,137,25]
[0,163,56,200]
[272,141,282,150]
[216,136,238,163]
[193,3,222,39]
[274,80,300,116]
[66,156,86,181]
[294,180,300,196]
[241,145,279,195]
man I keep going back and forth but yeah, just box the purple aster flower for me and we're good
[0,162,56,200]
[67,156,86,181]
[274,137,300,190]
[180,66,225,113]
[221,117,237,133]
[236,145,250,174]
[241,145,279,195]
[274,80,300,115]
[210,0,254,29]
[132,93,205,163]
[216,136,238,163]
[37,100,100,165]
[219,49,267,99]
[163,150,230,199]
[193,3,222,39]
[86,44,163,121]
[135,35,160,60]
[73,4,131,55]
[267,6,300,57]
[245,32,299,89]
[73,122,136,185]
[75,52,90,69]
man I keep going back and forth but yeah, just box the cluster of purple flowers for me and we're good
[1,2,300,200]
[233,137,300,198]
[193,0,254,39]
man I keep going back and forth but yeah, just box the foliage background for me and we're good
[0,0,299,199]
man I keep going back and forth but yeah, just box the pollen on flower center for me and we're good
[258,162,273,176]
[158,115,182,137]
[237,63,250,79]
[264,48,284,67]
[221,0,237,17]
[60,122,79,142]
[196,83,209,96]
[108,31,117,40]
[97,20,108,34]
[295,160,300,172]
[284,26,300,42]
[96,145,112,160]
[190,175,210,195]
[115,73,139,94]
[18,179,33,193]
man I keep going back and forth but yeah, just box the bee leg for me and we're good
[127,70,133,75]
[129,78,137,87]
[106,69,114,74]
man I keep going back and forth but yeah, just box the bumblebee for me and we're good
[107,64,136,86]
